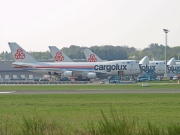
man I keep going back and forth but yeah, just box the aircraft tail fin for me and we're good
[139,56,149,65]
[48,46,73,62]
[8,42,38,63]
[167,57,176,65]
[139,56,149,73]
[84,49,103,62]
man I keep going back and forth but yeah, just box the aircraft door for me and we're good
[130,61,133,69]
[128,61,134,73]
[118,71,124,75]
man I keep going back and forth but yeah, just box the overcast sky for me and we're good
[1,0,180,52]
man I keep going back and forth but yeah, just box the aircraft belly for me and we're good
[155,70,164,75]
[26,69,63,74]
[27,70,48,74]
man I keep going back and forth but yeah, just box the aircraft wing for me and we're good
[46,68,107,74]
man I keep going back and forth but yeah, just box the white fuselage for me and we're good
[12,60,141,77]
[167,64,180,74]
[139,61,165,75]
[140,61,180,75]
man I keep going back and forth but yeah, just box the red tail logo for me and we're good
[88,54,97,62]
[14,48,25,60]
[54,52,64,61]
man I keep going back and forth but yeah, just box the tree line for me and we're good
[1,43,180,61]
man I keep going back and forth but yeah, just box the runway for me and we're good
[0,89,180,94]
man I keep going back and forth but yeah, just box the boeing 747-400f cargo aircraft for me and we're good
[167,57,180,74]
[139,56,165,75]
[8,42,141,79]
[139,56,179,75]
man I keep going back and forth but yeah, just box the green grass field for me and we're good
[1,93,180,134]
[1,93,180,122]
[0,84,180,134]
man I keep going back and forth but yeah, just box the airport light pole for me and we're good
[163,29,170,78]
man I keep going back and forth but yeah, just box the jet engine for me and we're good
[63,71,73,77]
[48,71,58,75]
[86,72,96,79]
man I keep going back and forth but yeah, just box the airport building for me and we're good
[0,60,44,80]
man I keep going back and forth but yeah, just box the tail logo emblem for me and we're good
[88,54,97,62]
[14,49,25,60]
[54,52,64,61]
